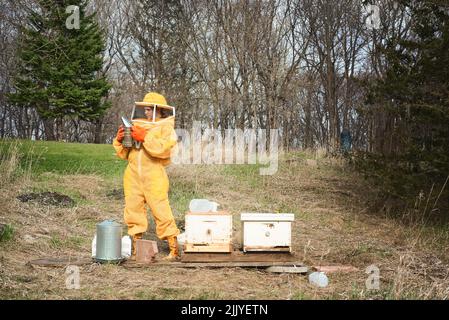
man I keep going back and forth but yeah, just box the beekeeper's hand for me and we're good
[116,126,125,143]
[131,125,146,142]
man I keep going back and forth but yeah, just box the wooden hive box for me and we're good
[241,213,295,252]
[184,211,233,253]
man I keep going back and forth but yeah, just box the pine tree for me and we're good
[365,0,449,217]
[8,0,111,141]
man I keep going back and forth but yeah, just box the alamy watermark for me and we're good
[363,4,381,30]
[365,264,380,290]
[172,122,279,175]
[65,265,80,290]
[65,5,80,30]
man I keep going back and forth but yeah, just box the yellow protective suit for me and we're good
[113,112,179,241]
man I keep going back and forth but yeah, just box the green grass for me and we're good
[344,282,423,300]
[78,218,99,233]
[221,164,263,188]
[194,290,223,300]
[135,290,158,300]
[282,150,308,160]
[49,234,85,249]
[0,139,126,178]
[0,224,14,242]
[169,179,202,215]
[135,288,224,300]
[135,287,188,300]
[292,291,312,300]
[49,234,63,248]
[221,163,303,214]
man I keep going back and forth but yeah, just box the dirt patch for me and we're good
[17,192,75,207]
[106,189,124,200]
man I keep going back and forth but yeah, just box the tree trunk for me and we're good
[304,87,312,149]
[43,118,56,141]
[94,116,103,144]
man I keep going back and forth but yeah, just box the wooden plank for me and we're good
[122,260,305,269]
[266,266,308,274]
[176,261,305,268]
[181,251,297,263]
[184,243,232,253]
[312,265,358,273]
[28,257,93,267]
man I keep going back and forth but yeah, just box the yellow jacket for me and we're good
[113,117,177,167]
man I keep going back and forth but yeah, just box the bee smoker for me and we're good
[122,127,133,148]
[121,116,140,149]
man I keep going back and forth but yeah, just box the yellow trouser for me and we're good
[123,159,179,240]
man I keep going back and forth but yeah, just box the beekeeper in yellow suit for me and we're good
[113,92,180,261]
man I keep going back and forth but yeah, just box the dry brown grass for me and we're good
[1,152,449,299]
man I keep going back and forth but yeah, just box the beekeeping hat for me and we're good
[131,92,175,123]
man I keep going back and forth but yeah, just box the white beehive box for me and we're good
[241,213,295,252]
[184,211,233,253]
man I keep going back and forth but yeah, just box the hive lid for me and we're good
[185,210,231,215]
[240,213,295,222]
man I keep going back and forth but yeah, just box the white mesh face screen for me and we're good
[132,105,175,122]
[131,105,147,120]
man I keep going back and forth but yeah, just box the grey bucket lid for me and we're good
[97,219,122,228]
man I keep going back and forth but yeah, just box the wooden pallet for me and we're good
[28,253,307,273]
[122,260,306,271]
[183,243,232,253]
[28,257,93,267]
[181,251,297,263]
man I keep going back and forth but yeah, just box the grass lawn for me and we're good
[0,139,126,178]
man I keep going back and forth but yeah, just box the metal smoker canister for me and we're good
[95,220,122,263]
[122,127,133,148]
